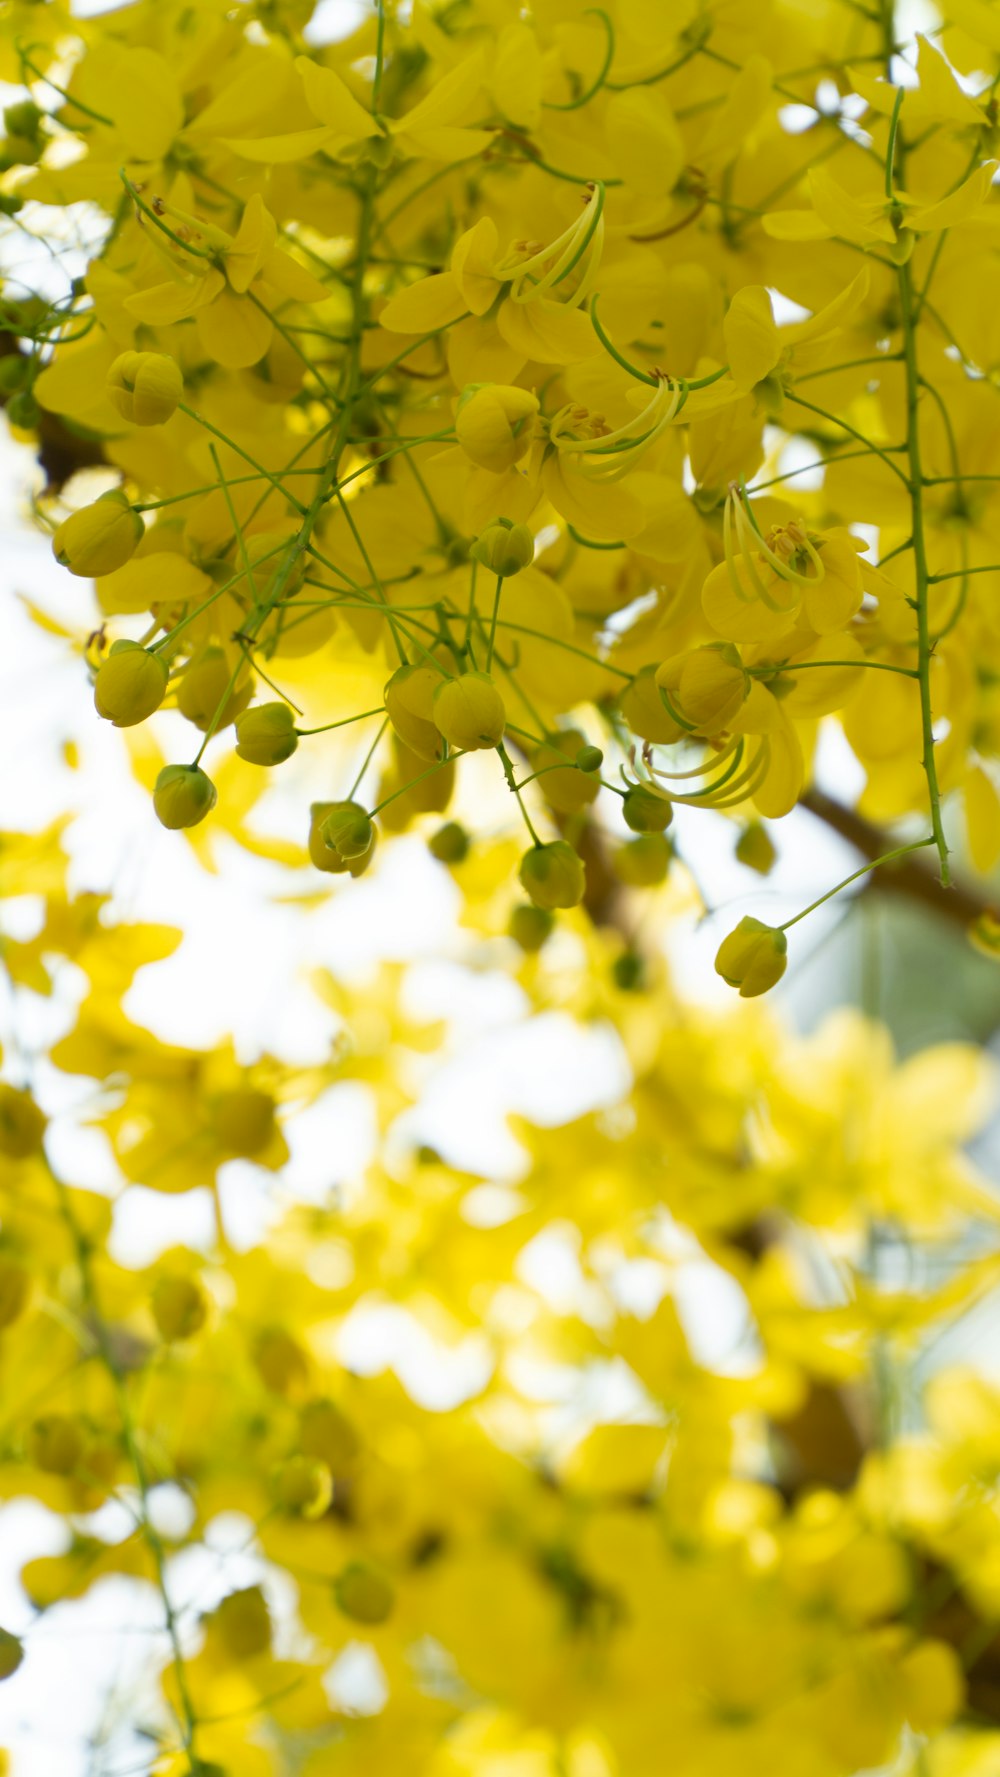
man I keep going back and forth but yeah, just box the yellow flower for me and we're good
[715,916,788,997]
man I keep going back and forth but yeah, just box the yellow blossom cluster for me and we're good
[6,0,1000,972]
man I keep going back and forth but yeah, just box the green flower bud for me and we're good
[176,648,251,732]
[613,833,671,888]
[530,728,598,815]
[309,801,375,876]
[53,490,143,578]
[213,1087,276,1157]
[3,101,42,141]
[0,1628,24,1682]
[576,744,603,773]
[28,1413,83,1475]
[621,664,683,744]
[384,663,445,762]
[322,803,375,862]
[6,388,38,430]
[0,1083,46,1158]
[209,1586,271,1660]
[0,356,29,395]
[623,785,673,833]
[433,671,506,751]
[509,903,555,953]
[273,1454,333,1519]
[0,133,41,169]
[612,951,646,992]
[518,840,585,911]
[235,702,298,766]
[469,517,534,577]
[334,1562,394,1625]
[152,1275,208,1342]
[378,739,454,830]
[94,641,168,728]
[735,822,777,876]
[714,916,787,998]
[0,1258,31,1328]
[106,351,183,426]
[153,764,217,830]
[428,821,469,864]
[299,1398,360,1470]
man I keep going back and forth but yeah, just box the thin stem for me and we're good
[780,838,935,931]
[898,259,952,884]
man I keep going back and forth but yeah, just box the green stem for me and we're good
[897,259,952,884]
[780,837,935,931]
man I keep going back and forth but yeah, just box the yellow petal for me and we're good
[222,127,339,163]
[605,88,685,196]
[541,453,644,540]
[380,271,467,333]
[196,291,273,369]
[497,297,597,365]
[762,210,834,242]
[125,270,223,325]
[294,56,378,138]
[909,160,998,234]
[965,764,1000,872]
[808,167,896,244]
[723,287,780,395]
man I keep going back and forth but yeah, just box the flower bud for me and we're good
[530,728,599,815]
[377,739,454,830]
[621,665,683,744]
[714,916,787,998]
[384,663,445,762]
[4,101,42,141]
[735,822,777,876]
[433,671,506,751]
[309,801,376,876]
[235,702,298,766]
[94,641,168,728]
[334,1562,394,1625]
[456,384,539,472]
[0,1083,46,1158]
[576,744,603,773]
[613,834,671,887]
[152,1275,208,1342]
[623,785,672,833]
[213,1087,276,1157]
[106,351,183,426]
[671,643,748,735]
[176,649,251,732]
[300,1399,359,1471]
[153,764,217,830]
[612,950,646,992]
[428,821,469,864]
[209,1587,271,1661]
[28,1413,83,1475]
[0,1627,23,1681]
[518,840,585,911]
[509,903,555,953]
[255,1328,310,1397]
[0,1259,30,1328]
[53,490,143,578]
[274,1454,333,1519]
[321,803,375,862]
[469,518,534,577]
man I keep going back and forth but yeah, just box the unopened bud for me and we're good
[735,822,777,876]
[94,641,168,727]
[531,728,598,815]
[309,801,376,876]
[384,663,445,762]
[235,702,298,766]
[623,785,672,834]
[456,384,539,472]
[469,518,534,577]
[321,803,374,862]
[153,764,217,830]
[152,1275,208,1342]
[433,671,506,751]
[509,903,555,952]
[53,490,143,578]
[334,1562,394,1625]
[274,1454,333,1519]
[176,649,251,732]
[714,916,787,998]
[106,351,183,427]
[428,821,469,864]
[0,1084,46,1158]
[0,1629,24,1682]
[613,833,671,887]
[518,840,585,911]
